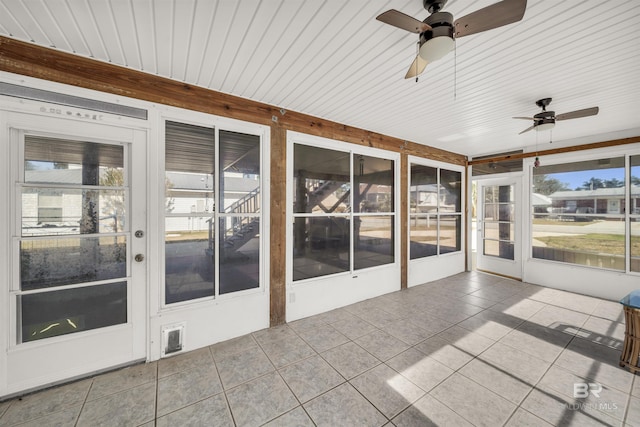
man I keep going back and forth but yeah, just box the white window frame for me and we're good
[287,134,399,285]
[157,110,269,311]
[408,156,465,286]
[525,145,640,276]
[285,131,400,321]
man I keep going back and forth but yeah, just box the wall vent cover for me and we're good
[0,82,148,120]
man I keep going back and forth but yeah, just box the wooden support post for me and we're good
[270,126,287,326]
[400,153,408,290]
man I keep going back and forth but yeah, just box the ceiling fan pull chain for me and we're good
[415,41,420,83]
[454,40,457,100]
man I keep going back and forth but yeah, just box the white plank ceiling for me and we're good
[1,0,639,157]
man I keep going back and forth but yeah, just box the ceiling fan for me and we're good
[514,98,599,134]
[376,0,527,79]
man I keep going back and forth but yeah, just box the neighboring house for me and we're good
[411,184,458,213]
[165,171,259,233]
[548,185,640,215]
[532,193,552,215]
[24,168,260,235]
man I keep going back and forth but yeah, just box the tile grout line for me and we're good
[505,329,581,426]
[207,345,238,427]
[74,376,96,427]
[153,361,159,425]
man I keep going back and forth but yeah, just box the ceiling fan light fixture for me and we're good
[535,121,555,132]
[418,35,455,62]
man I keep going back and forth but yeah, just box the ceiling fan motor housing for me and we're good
[534,111,555,130]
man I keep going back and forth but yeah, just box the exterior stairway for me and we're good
[207,187,260,256]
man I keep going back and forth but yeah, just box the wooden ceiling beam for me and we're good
[0,36,466,166]
[469,136,640,166]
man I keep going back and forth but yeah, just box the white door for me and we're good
[4,113,146,395]
[476,177,522,279]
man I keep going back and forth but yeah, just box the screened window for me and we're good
[410,164,462,259]
[164,122,261,304]
[293,144,395,281]
[532,157,627,271]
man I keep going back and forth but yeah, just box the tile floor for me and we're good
[1,271,639,426]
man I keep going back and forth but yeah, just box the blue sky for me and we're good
[548,168,626,190]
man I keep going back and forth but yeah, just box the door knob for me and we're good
[135,254,145,262]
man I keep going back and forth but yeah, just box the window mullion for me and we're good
[214,126,220,297]
[626,154,631,273]
[349,151,354,274]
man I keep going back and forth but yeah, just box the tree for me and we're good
[577,177,604,191]
[100,168,125,232]
[99,169,175,232]
[25,161,39,171]
[603,178,624,188]
[632,175,640,186]
[532,174,569,196]
[165,177,175,213]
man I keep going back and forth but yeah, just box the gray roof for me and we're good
[549,185,639,199]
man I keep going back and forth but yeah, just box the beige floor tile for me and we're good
[414,335,474,371]
[0,378,91,425]
[279,355,344,403]
[226,371,298,427]
[304,382,386,427]
[296,324,350,353]
[263,406,314,427]
[431,373,517,427]
[156,366,223,417]
[386,348,453,392]
[350,363,425,419]
[392,394,474,427]
[330,316,378,340]
[156,393,233,427]
[87,362,157,401]
[504,408,553,426]
[321,341,380,380]
[77,382,156,427]
[215,345,275,389]
[260,334,316,368]
[210,333,259,361]
[459,358,534,404]
[11,404,82,427]
[158,347,213,378]
[355,329,410,361]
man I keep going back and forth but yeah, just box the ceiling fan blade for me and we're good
[404,54,429,79]
[556,107,599,121]
[376,9,432,33]
[453,0,527,38]
[519,125,535,135]
[513,116,535,120]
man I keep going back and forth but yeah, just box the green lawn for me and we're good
[532,219,593,226]
[536,233,640,255]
